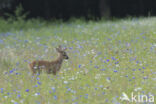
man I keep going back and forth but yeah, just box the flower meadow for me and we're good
[0,17,155,104]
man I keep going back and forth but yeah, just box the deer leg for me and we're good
[47,69,51,74]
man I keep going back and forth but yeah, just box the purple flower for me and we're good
[111,57,116,60]
[107,77,111,80]
[94,65,99,69]
[69,47,73,50]
[24,40,28,43]
[17,94,21,98]
[16,62,19,66]
[9,70,14,74]
[106,59,110,62]
[78,64,81,68]
[115,61,119,64]
[67,88,71,92]
[49,91,52,94]
[51,87,56,92]
[53,95,57,100]
[132,69,136,71]
[143,76,148,79]
[37,81,41,85]
[114,70,118,72]
[99,85,103,88]
[36,77,40,80]
[1,88,3,93]
[16,73,19,75]
[101,69,106,71]
[25,89,29,92]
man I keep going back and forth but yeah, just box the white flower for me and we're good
[4,96,8,99]
[11,100,15,103]
[64,81,68,84]
[134,87,142,91]
[34,93,40,96]
[116,64,119,67]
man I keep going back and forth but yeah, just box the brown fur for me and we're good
[29,46,69,75]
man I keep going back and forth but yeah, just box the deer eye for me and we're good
[63,52,66,55]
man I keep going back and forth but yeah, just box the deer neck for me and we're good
[55,53,63,64]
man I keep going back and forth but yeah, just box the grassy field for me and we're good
[0,17,155,104]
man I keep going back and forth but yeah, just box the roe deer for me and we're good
[29,45,69,75]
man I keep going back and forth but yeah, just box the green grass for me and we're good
[0,17,155,104]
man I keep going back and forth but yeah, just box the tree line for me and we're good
[0,0,156,20]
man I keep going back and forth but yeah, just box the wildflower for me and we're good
[106,77,111,83]
[51,87,56,93]
[34,92,40,96]
[132,69,136,71]
[1,88,3,93]
[101,69,105,71]
[53,95,57,100]
[36,77,40,80]
[69,47,73,50]
[16,73,20,75]
[24,40,28,43]
[78,64,81,68]
[114,70,118,72]
[9,70,14,74]
[111,57,116,60]
[37,81,41,85]
[16,62,19,66]
[11,100,16,103]
[143,76,148,79]
[67,88,71,92]
[64,81,68,84]
[134,87,142,91]
[17,94,21,98]
[115,61,119,64]
[94,65,99,69]
[49,91,52,94]
[71,90,76,94]
[25,89,29,92]
[106,59,109,62]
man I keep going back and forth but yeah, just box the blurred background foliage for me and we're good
[0,0,156,20]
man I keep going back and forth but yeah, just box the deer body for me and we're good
[29,46,68,75]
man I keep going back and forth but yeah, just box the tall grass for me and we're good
[0,17,155,104]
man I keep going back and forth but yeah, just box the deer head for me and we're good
[56,45,69,59]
